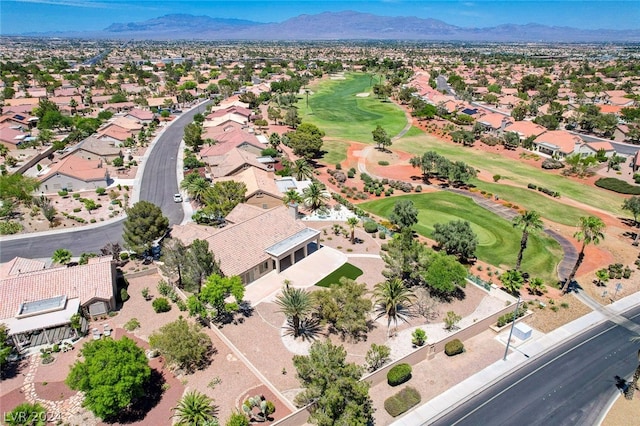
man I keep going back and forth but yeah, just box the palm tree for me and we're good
[563,216,606,292]
[172,390,218,426]
[500,269,524,296]
[302,181,330,212]
[625,336,640,400]
[347,217,359,244]
[292,159,314,181]
[513,210,544,271]
[281,188,303,206]
[373,278,415,338]
[275,286,312,338]
[51,248,72,265]
[180,175,210,204]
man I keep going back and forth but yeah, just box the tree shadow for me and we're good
[614,375,629,393]
[0,357,28,380]
[103,368,165,424]
[283,317,324,342]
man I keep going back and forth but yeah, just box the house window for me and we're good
[262,203,268,209]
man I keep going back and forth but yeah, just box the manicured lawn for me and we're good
[360,192,563,284]
[321,139,350,165]
[315,262,364,287]
[394,130,628,217]
[470,180,588,226]
[297,73,407,144]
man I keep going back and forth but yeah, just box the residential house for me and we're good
[578,141,616,158]
[532,130,583,159]
[38,155,110,193]
[476,113,512,134]
[125,108,155,125]
[203,147,274,178]
[0,112,38,129]
[66,135,123,163]
[0,126,28,150]
[97,126,131,146]
[218,167,283,210]
[0,256,117,352]
[504,121,547,140]
[172,204,320,284]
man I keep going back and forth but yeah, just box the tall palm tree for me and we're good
[302,181,330,212]
[282,188,303,206]
[292,158,314,181]
[513,210,544,271]
[625,336,640,400]
[373,278,415,338]
[347,217,359,244]
[275,286,312,338]
[172,390,218,426]
[563,216,606,292]
[180,175,210,204]
[500,269,524,296]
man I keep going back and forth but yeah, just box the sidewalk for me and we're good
[390,291,640,425]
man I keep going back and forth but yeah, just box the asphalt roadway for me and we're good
[0,101,208,262]
[431,304,640,426]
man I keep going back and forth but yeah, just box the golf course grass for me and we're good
[360,192,563,284]
[297,73,407,145]
[315,263,364,287]
[395,130,627,217]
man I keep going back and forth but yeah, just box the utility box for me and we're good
[513,322,532,341]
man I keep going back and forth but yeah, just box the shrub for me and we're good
[387,363,412,386]
[157,280,172,296]
[634,174,640,184]
[595,177,640,195]
[363,221,378,233]
[96,187,106,196]
[527,183,537,190]
[384,387,421,417]
[119,252,129,261]
[58,190,69,197]
[411,328,427,346]
[493,174,501,182]
[124,318,140,331]
[445,339,464,356]
[152,298,171,313]
[378,160,390,166]
[73,207,81,213]
[335,163,342,170]
[415,185,422,192]
[378,230,386,239]
[496,308,526,327]
[347,170,355,178]
[120,288,129,302]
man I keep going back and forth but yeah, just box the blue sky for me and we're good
[1,0,639,34]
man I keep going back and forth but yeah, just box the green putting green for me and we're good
[360,192,562,284]
[315,262,364,288]
[297,73,407,145]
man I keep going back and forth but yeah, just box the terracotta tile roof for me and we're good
[69,136,122,157]
[477,112,512,129]
[0,256,115,321]
[4,98,40,106]
[172,205,310,277]
[599,105,624,114]
[125,108,155,121]
[110,117,143,131]
[205,148,271,177]
[585,141,615,152]
[39,155,108,183]
[505,121,547,138]
[0,127,28,147]
[225,203,265,224]
[217,167,281,200]
[534,130,582,154]
[0,257,46,279]
[98,125,133,142]
[609,97,634,106]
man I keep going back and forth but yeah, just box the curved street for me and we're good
[0,101,208,262]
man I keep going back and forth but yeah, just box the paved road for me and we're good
[0,101,208,262]
[431,305,640,426]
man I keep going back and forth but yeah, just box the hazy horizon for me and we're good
[1,0,639,35]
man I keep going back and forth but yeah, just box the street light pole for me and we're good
[503,295,521,361]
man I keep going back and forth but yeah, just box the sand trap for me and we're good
[356,92,370,97]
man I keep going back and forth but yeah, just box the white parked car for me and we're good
[173,193,183,203]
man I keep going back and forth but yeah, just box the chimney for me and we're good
[288,202,299,220]
[500,117,509,133]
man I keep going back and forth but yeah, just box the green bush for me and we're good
[363,221,378,233]
[496,308,526,327]
[73,207,81,213]
[444,339,464,356]
[120,288,130,302]
[378,230,386,239]
[119,252,129,261]
[415,185,422,192]
[157,280,172,296]
[124,318,140,331]
[384,387,421,417]
[387,363,412,386]
[58,190,69,197]
[0,221,22,235]
[378,160,390,166]
[152,297,171,313]
[634,174,640,184]
[595,177,640,195]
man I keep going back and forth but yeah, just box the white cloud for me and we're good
[7,0,111,8]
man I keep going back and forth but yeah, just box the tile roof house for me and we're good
[66,135,123,163]
[203,147,274,178]
[97,125,132,146]
[0,126,28,150]
[504,121,547,140]
[172,204,320,284]
[125,108,156,125]
[38,155,110,193]
[578,141,616,158]
[476,113,513,133]
[0,256,117,351]
[533,130,584,158]
[217,167,283,210]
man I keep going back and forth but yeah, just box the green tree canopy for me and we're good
[66,337,151,420]
[4,402,47,426]
[0,324,11,373]
[183,122,204,152]
[285,123,325,159]
[293,340,373,426]
[432,220,478,262]
[149,317,213,373]
[422,251,467,294]
[372,125,392,150]
[623,196,640,225]
[199,274,245,318]
[312,277,372,342]
[389,199,418,231]
[201,180,247,218]
[123,201,169,254]
[51,248,72,265]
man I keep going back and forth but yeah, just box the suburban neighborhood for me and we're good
[1,26,640,426]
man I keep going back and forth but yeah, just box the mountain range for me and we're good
[22,11,640,42]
